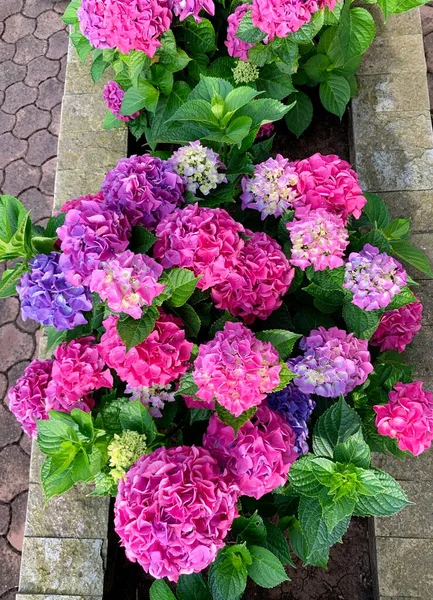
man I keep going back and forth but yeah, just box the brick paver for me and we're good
[0,1,68,598]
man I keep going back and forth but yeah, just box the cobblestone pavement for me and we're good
[0,1,68,598]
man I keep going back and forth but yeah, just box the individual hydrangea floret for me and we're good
[193,321,281,417]
[203,405,298,499]
[7,359,54,438]
[241,154,299,219]
[374,381,433,456]
[290,326,373,397]
[266,383,315,455]
[225,4,256,61]
[17,252,92,331]
[171,0,215,22]
[78,0,172,57]
[251,0,321,40]
[108,430,147,483]
[58,192,105,214]
[232,60,260,84]
[114,445,239,581]
[89,250,165,319]
[286,208,349,271]
[101,154,184,230]
[100,313,193,388]
[343,244,407,311]
[125,383,176,418]
[292,153,367,222]
[103,81,139,122]
[211,231,295,323]
[168,141,227,196]
[370,300,423,353]
[256,122,274,139]
[58,200,130,287]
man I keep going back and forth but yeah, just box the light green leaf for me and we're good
[215,402,257,434]
[236,11,267,43]
[208,552,247,600]
[44,326,67,355]
[354,469,410,516]
[382,218,411,240]
[70,31,92,62]
[377,0,425,20]
[224,86,259,114]
[272,362,295,392]
[167,99,220,128]
[235,98,293,129]
[246,546,289,588]
[255,329,301,361]
[161,267,201,307]
[90,53,110,83]
[41,446,80,499]
[337,6,376,62]
[37,417,80,456]
[116,305,159,351]
[177,371,199,397]
[103,111,123,131]
[285,91,313,137]
[224,116,252,145]
[313,396,361,458]
[62,0,80,24]
[189,76,233,102]
[386,286,417,311]
[390,239,433,277]
[149,580,177,600]
[333,429,371,468]
[120,82,159,115]
[128,50,149,87]
[320,492,356,534]
[119,399,157,443]
[0,262,28,298]
[319,74,351,118]
[288,455,326,497]
[362,192,390,229]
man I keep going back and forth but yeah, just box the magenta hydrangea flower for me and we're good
[241,154,299,219]
[374,381,433,456]
[58,199,130,287]
[168,141,227,196]
[100,313,193,388]
[114,445,239,581]
[89,250,165,319]
[17,252,92,331]
[101,154,184,230]
[78,0,172,57]
[290,326,373,397]
[370,300,423,353]
[171,0,215,22]
[203,405,298,499]
[251,0,320,40]
[343,244,407,311]
[153,203,246,289]
[193,321,281,417]
[103,81,139,122]
[46,336,113,413]
[225,4,256,60]
[58,192,105,214]
[256,122,275,139]
[7,359,54,438]
[292,153,367,222]
[286,208,349,271]
[211,231,295,323]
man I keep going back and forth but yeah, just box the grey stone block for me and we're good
[60,94,109,133]
[17,596,101,600]
[353,71,429,114]
[54,168,109,206]
[29,442,45,485]
[379,191,433,233]
[359,34,426,75]
[57,131,126,172]
[19,538,105,596]
[373,448,433,482]
[369,5,422,39]
[415,280,433,325]
[64,60,113,95]
[403,325,433,385]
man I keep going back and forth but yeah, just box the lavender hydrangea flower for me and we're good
[266,383,315,454]
[343,244,407,311]
[101,154,184,230]
[168,141,227,196]
[17,253,92,331]
[125,384,176,418]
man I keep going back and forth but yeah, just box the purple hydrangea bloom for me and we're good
[103,81,140,122]
[17,253,92,331]
[266,383,315,454]
[101,154,185,230]
[343,244,407,311]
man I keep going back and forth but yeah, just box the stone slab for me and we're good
[60,94,109,134]
[54,168,112,206]
[403,325,433,385]
[57,132,126,172]
[369,5,422,39]
[359,34,426,75]
[378,191,433,233]
[415,280,433,325]
[352,71,429,114]
[29,442,44,485]
[17,596,101,600]
[373,448,433,483]
[64,59,112,95]
[19,538,105,596]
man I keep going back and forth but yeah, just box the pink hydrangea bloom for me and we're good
[251,0,320,41]
[203,405,298,499]
[171,0,215,22]
[46,336,113,413]
[58,200,130,287]
[183,395,215,410]
[101,154,184,230]
[103,81,139,122]
[114,445,239,581]
[153,203,246,289]
[292,153,367,222]
[226,4,255,60]
[58,192,105,214]
[89,250,165,319]
[100,313,193,388]
[193,321,281,417]
[7,359,54,438]
[286,208,349,271]
[211,231,295,323]
[371,300,423,353]
[78,0,172,57]
[374,381,433,456]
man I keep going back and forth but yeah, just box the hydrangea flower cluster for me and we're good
[226,4,256,60]
[103,81,139,122]
[168,141,227,196]
[203,405,298,499]
[114,445,239,581]
[290,327,373,397]
[241,154,299,219]
[107,430,147,482]
[17,252,92,331]
[171,0,215,22]
[286,208,349,271]
[101,154,184,230]
[89,250,165,319]
[58,192,104,214]
[370,300,423,353]
[343,244,407,311]
[125,384,176,418]
[251,0,325,40]
[78,0,172,57]
[374,382,433,456]
[266,383,315,455]
[193,322,281,416]
[232,60,260,84]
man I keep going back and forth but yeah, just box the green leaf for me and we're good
[120,82,159,115]
[62,0,80,24]
[172,304,201,338]
[31,235,57,254]
[161,268,201,307]
[382,218,411,240]
[116,305,159,351]
[319,74,351,118]
[149,580,177,600]
[0,262,28,298]
[69,31,92,62]
[45,326,67,355]
[208,552,247,600]
[386,286,417,311]
[304,54,330,82]
[119,399,157,443]
[91,53,110,83]
[41,446,80,499]
[285,91,313,137]
[37,417,80,456]
[44,213,65,238]
[235,98,293,129]
[189,76,233,102]
[354,469,410,516]
[272,362,295,392]
[224,86,260,114]
[236,11,267,43]
[319,492,356,534]
[256,64,295,100]
[177,573,211,600]
[246,546,289,588]
[313,396,362,458]
[354,228,391,253]
[177,371,199,397]
[342,299,381,339]
[209,311,239,337]
[148,81,191,147]
[183,18,216,53]
[232,512,267,544]
[128,50,149,87]
[288,455,325,497]
[167,99,219,127]
[215,402,257,434]
[333,429,371,468]
[255,330,301,361]
[377,0,426,20]
[224,116,253,146]
[129,226,157,254]
[262,522,295,566]
[362,192,390,229]
[390,239,433,277]
[0,195,32,260]
[161,48,191,73]
[103,111,123,131]
[337,6,376,62]
[189,408,212,424]
[150,64,174,95]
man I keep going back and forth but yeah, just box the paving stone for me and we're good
[0,111,16,135]
[353,71,430,114]
[7,360,31,389]
[36,77,64,110]
[23,0,55,18]
[16,312,41,334]
[13,105,51,139]
[0,324,34,371]
[2,82,38,115]
[0,537,20,596]
[34,10,65,40]
[428,72,433,109]
[39,157,57,195]
[19,188,52,224]
[421,5,433,35]
[0,296,19,325]
[3,159,41,196]
[3,591,19,600]
[58,55,67,82]
[0,373,7,397]
[8,491,28,551]
[0,133,27,169]
[359,34,426,76]
[415,280,433,326]
[426,31,433,74]
[0,446,29,502]
[0,39,15,62]
[25,56,60,88]
[46,29,68,60]
[0,60,27,90]
[3,13,35,43]
[19,538,105,596]
[48,103,62,136]
[0,503,10,535]
[19,432,32,456]
[52,0,70,13]
[403,325,433,386]
[26,130,58,167]
[0,0,24,20]
[14,34,47,65]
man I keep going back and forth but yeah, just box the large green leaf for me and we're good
[183,18,216,53]
[342,299,382,339]
[354,469,410,516]
[378,0,426,20]
[390,239,433,277]
[116,305,159,351]
[232,512,267,544]
[215,402,257,433]
[189,76,233,102]
[177,574,211,600]
[208,552,248,600]
[149,580,177,600]
[313,396,361,458]
[304,54,330,82]
[256,65,295,100]
[362,192,390,229]
[119,399,157,443]
[319,74,351,118]
[262,522,295,567]
[148,81,191,147]
[161,267,201,307]
[0,262,28,298]
[255,330,301,361]
[288,455,327,497]
[177,372,200,397]
[246,546,289,588]
[333,429,371,468]
[120,81,159,115]
[337,5,376,62]
[235,98,293,129]
[285,91,313,137]
[236,11,267,43]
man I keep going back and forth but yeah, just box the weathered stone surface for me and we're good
[14,34,46,65]
[0,537,20,596]
[3,159,41,196]
[0,402,23,450]
[26,130,58,167]
[0,0,24,21]
[47,30,69,60]
[34,10,64,39]
[55,168,113,206]
[36,77,64,111]
[421,4,433,36]
[0,446,30,502]
[0,60,27,89]
[19,538,105,596]
[379,191,433,233]
[39,157,57,195]
[359,34,426,76]
[8,360,31,389]
[374,448,433,482]
[61,93,112,133]
[26,56,59,88]
[17,596,101,600]
[0,502,10,535]
[0,133,27,169]
[19,188,52,224]
[0,111,15,135]
[2,82,38,114]
[8,491,28,551]
[0,40,15,62]
[48,103,62,136]
[2,13,35,44]
[0,324,34,371]
[369,5,422,39]
[19,432,32,456]
[64,60,112,95]
[0,373,7,398]
[14,105,51,139]
[57,134,128,171]
[23,0,53,18]
[0,296,19,325]
[29,442,44,485]
[353,71,430,114]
